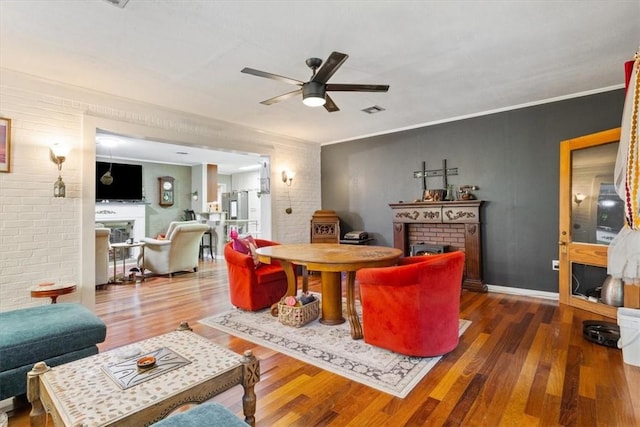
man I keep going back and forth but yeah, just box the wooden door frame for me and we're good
[558,128,620,318]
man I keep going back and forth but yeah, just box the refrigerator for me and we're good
[222,191,248,220]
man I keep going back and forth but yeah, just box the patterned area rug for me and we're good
[200,302,471,398]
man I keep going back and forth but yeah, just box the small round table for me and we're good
[30,283,77,304]
[110,242,145,283]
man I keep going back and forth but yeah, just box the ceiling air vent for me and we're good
[361,105,386,114]
[102,0,130,8]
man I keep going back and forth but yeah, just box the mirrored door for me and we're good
[559,128,622,318]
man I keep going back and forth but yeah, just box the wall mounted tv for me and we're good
[96,161,143,201]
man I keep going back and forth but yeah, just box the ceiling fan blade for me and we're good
[311,51,349,84]
[324,94,340,112]
[241,67,304,86]
[326,83,390,92]
[260,89,302,105]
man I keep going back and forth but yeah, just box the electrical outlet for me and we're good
[552,260,560,271]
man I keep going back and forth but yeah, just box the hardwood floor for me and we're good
[8,260,640,426]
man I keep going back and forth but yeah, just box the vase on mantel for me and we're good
[445,185,456,201]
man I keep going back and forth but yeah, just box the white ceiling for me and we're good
[94,131,266,174]
[1,1,638,169]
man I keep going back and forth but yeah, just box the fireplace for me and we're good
[102,221,133,261]
[390,200,486,292]
[107,221,133,243]
[95,203,146,261]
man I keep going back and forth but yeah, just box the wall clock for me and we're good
[158,176,175,206]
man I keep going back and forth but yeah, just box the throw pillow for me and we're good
[230,229,249,254]
[230,233,261,268]
[245,238,262,269]
[231,237,249,254]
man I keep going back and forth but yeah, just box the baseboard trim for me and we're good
[486,284,559,301]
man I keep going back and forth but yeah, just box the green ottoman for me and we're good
[152,403,249,427]
[0,303,106,400]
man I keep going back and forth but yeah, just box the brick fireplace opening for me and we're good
[408,223,465,254]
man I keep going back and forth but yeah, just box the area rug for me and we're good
[199,302,471,398]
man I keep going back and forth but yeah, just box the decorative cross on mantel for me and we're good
[413,159,459,190]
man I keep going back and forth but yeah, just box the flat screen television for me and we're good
[96,161,143,201]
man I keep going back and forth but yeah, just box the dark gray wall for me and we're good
[321,90,625,292]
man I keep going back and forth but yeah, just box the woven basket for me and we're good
[278,298,320,327]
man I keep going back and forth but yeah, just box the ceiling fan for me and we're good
[241,51,389,112]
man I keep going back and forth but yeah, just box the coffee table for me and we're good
[27,324,260,426]
[255,243,402,339]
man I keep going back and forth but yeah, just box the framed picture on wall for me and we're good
[0,117,11,173]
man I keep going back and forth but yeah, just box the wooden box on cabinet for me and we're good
[310,210,340,243]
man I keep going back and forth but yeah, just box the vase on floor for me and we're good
[600,275,624,307]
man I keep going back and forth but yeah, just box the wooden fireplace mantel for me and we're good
[389,200,486,292]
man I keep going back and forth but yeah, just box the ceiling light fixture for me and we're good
[302,82,326,107]
[96,135,120,148]
[239,164,262,171]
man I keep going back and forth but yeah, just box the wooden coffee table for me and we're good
[27,324,260,426]
[256,243,402,339]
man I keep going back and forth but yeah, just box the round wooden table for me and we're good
[255,244,402,339]
[30,282,77,304]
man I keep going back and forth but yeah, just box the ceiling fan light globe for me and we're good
[303,96,326,107]
[302,81,326,107]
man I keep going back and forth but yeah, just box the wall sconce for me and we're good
[50,143,70,198]
[282,170,295,214]
[574,193,586,206]
[281,170,295,187]
[191,190,198,201]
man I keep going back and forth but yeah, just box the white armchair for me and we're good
[95,227,111,285]
[139,221,209,277]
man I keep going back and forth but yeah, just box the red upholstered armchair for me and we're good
[356,251,465,357]
[224,239,292,311]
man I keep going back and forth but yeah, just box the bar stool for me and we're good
[200,227,217,261]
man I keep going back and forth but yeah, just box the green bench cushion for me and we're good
[152,403,248,427]
[0,303,106,372]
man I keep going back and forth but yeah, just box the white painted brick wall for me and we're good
[0,85,83,311]
[0,72,320,312]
